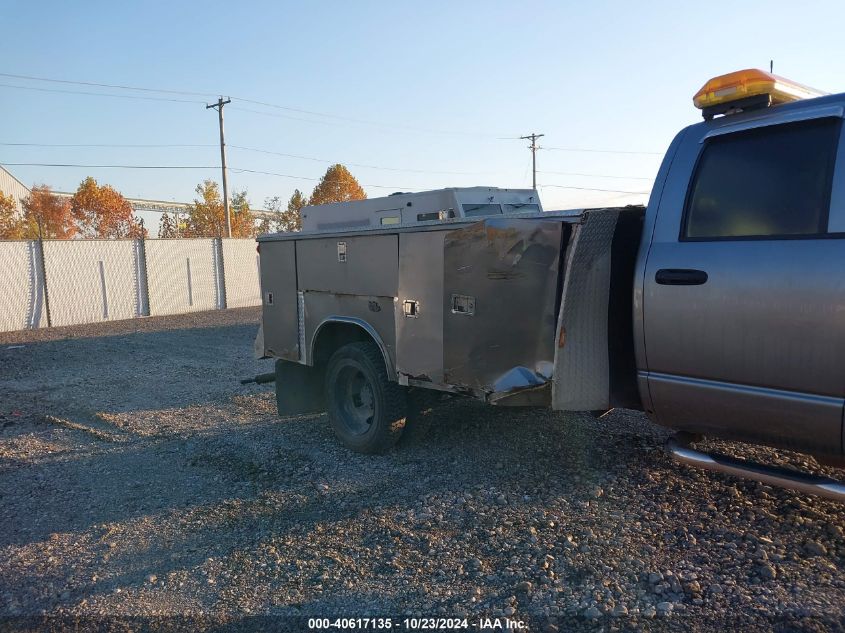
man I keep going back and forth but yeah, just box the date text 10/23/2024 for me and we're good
[307,617,528,630]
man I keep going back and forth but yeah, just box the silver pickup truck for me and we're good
[254,69,845,500]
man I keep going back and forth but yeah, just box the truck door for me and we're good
[642,111,845,456]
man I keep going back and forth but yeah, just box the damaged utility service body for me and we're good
[254,69,845,499]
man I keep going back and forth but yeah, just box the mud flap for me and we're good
[275,359,325,416]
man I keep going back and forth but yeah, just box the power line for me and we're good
[1,162,216,169]
[2,71,513,139]
[2,161,414,191]
[0,82,206,104]
[542,146,662,156]
[230,168,410,190]
[2,71,668,153]
[0,142,216,148]
[537,169,654,180]
[227,105,352,127]
[0,140,491,176]
[235,99,503,138]
[538,184,649,195]
[0,72,215,97]
[228,144,490,175]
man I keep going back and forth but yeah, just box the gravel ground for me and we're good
[1,308,845,632]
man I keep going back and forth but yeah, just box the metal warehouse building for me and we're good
[0,165,31,213]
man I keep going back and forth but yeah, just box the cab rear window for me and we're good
[683,118,840,240]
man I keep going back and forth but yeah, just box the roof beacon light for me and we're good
[693,69,826,120]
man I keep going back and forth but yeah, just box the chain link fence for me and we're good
[0,237,261,332]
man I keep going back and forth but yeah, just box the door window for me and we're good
[683,118,840,240]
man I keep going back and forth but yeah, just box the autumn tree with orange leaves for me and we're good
[309,164,366,206]
[70,177,146,238]
[0,191,23,239]
[21,185,77,239]
[181,180,255,238]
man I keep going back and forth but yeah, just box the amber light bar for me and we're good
[693,69,825,116]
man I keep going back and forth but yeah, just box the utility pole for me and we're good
[207,96,232,238]
[520,132,544,190]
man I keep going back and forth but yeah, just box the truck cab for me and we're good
[637,70,845,463]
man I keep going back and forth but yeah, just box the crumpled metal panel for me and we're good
[552,209,620,410]
[443,218,563,395]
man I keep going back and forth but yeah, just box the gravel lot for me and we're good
[2,308,845,631]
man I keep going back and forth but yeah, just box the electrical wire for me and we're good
[0,83,206,104]
[538,184,649,195]
[234,98,506,138]
[226,106,351,127]
[229,167,410,190]
[1,71,514,138]
[228,145,490,175]
[1,162,216,169]
[0,142,215,148]
[0,72,215,97]
[1,72,669,153]
[541,146,662,156]
[2,161,413,191]
[0,140,492,176]
[537,169,653,180]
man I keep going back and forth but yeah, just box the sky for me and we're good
[2,0,845,232]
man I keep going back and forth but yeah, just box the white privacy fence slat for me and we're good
[43,240,143,327]
[145,239,223,316]
[0,241,47,332]
[222,239,261,309]
[0,238,262,332]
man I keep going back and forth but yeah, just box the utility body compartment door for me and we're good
[643,114,845,456]
[258,240,299,361]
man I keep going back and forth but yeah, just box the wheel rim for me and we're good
[334,364,376,435]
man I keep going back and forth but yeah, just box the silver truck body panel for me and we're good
[305,292,397,372]
[258,240,299,362]
[396,231,446,383]
[258,199,635,406]
[297,235,398,298]
[640,93,845,456]
[441,218,563,395]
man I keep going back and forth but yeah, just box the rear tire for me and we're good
[324,341,407,454]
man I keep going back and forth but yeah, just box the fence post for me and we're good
[36,220,52,328]
[216,236,228,310]
[136,231,151,317]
